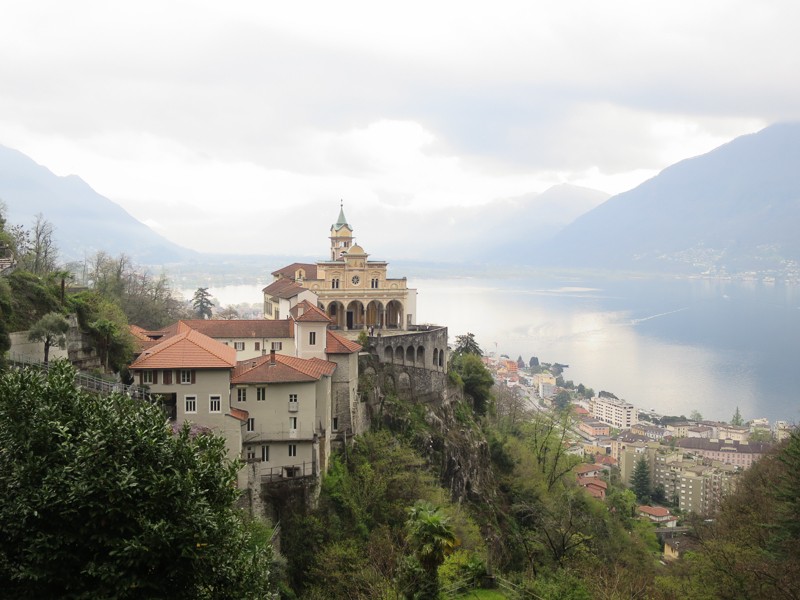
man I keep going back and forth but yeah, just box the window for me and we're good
[289,393,298,403]
[246,446,256,460]
[246,418,255,432]
[254,342,260,351]
[264,301,273,316]
[309,331,316,345]
[237,388,247,402]
[289,417,297,430]
[271,342,283,351]
[185,395,197,414]
[209,395,221,413]
[180,369,192,384]
[371,278,379,289]
[331,278,340,289]
[142,370,154,384]
[257,387,266,401]
[332,417,339,431]
[261,445,270,462]
[234,341,245,351]
[288,444,297,457]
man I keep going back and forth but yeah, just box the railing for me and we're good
[260,461,316,482]
[7,355,150,400]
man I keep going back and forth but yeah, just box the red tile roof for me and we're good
[262,278,307,299]
[638,505,671,518]
[326,330,362,354]
[159,319,293,340]
[130,325,237,370]
[271,262,318,281]
[229,407,249,422]
[291,300,331,323]
[574,463,604,475]
[231,353,336,384]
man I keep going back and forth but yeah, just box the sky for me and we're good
[1,0,798,257]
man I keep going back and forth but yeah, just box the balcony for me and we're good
[288,401,299,412]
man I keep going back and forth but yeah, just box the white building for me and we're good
[589,396,637,430]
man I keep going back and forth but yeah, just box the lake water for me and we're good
[187,273,800,424]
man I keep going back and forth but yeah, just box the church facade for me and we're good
[264,205,417,331]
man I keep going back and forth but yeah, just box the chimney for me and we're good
[270,349,276,365]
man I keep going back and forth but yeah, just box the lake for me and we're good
[186,272,800,424]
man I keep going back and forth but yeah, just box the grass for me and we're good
[454,589,510,599]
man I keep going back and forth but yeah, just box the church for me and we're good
[263,205,417,331]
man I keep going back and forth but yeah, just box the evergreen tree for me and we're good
[452,332,482,356]
[631,456,651,503]
[192,287,214,320]
[731,405,744,426]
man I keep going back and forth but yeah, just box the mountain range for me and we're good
[2,123,800,276]
[541,123,800,274]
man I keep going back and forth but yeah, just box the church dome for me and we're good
[347,244,366,255]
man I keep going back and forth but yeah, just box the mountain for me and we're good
[0,145,197,264]
[542,123,800,274]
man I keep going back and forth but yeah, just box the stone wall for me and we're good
[366,325,448,373]
[8,314,100,371]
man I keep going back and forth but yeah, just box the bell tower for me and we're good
[329,200,354,260]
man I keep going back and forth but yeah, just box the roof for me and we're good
[131,324,237,370]
[326,329,362,354]
[332,204,351,231]
[290,300,331,323]
[271,262,318,281]
[159,319,293,340]
[638,505,671,518]
[677,438,772,454]
[574,463,604,475]
[229,407,249,422]
[579,477,608,490]
[262,278,307,299]
[231,353,336,384]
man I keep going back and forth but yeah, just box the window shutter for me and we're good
[191,370,196,384]
[153,370,158,384]
[164,370,172,385]
[138,371,142,385]
[255,342,260,351]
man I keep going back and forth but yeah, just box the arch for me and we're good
[326,301,346,329]
[433,348,439,369]
[396,345,405,365]
[398,372,411,389]
[406,346,415,365]
[416,345,425,366]
[365,300,385,328]
[439,350,445,368]
[346,300,365,330]
[384,346,394,363]
[385,300,404,329]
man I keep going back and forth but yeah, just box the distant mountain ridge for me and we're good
[542,123,800,273]
[0,145,197,264]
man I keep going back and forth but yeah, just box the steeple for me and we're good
[329,200,354,260]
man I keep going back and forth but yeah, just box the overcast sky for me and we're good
[1,1,797,256]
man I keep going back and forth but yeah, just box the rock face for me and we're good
[358,354,496,505]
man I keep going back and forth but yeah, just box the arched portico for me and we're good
[366,300,385,328]
[385,300,404,330]
[325,300,346,329]
[346,300,366,330]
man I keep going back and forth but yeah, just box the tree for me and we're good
[554,390,572,413]
[192,287,214,320]
[690,410,703,422]
[452,332,482,356]
[517,355,525,369]
[401,501,456,599]
[731,406,744,426]
[18,213,58,275]
[451,353,493,416]
[27,312,70,364]
[0,362,275,599]
[529,356,539,368]
[216,305,240,320]
[631,457,651,504]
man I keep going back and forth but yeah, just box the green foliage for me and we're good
[730,405,744,426]
[0,362,275,599]
[553,389,572,412]
[450,353,493,416]
[192,286,214,319]
[402,501,457,599]
[438,549,486,592]
[452,332,483,357]
[357,329,369,347]
[0,277,13,361]
[27,311,70,363]
[631,457,652,503]
[6,269,62,330]
[72,290,135,373]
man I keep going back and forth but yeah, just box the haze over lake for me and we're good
[185,272,800,424]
